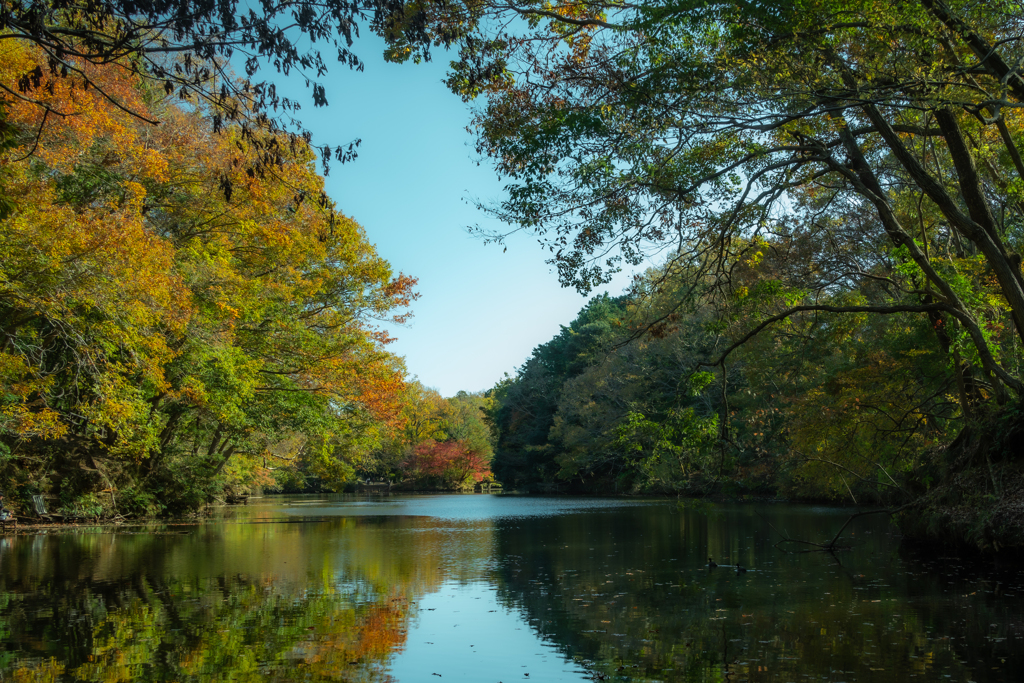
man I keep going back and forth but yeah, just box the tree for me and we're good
[485,239,963,502]
[415,0,1024,409]
[357,384,496,487]
[356,381,448,484]
[439,390,495,456]
[0,0,454,172]
[386,0,1024,520]
[488,294,627,490]
[405,438,491,489]
[0,37,417,513]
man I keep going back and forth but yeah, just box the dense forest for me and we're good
[0,1,495,515]
[454,0,1024,549]
[3,0,1024,550]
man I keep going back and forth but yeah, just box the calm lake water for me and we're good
[0,495,1020,682]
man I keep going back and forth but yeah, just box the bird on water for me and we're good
[708,557,718,568]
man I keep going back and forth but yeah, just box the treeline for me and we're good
[414,0,1024,550]
[276,385,494,493]
[7,0,1024,550]
[0,33,490,516]
[489,259,959,502]
[488,227,1024,547]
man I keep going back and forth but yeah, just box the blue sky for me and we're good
[280,37,636,397]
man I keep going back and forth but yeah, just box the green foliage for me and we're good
[486,238,962,502]
[0,40,415,515]
[0,108,17,221]
[399,0,1024,530]
[488,294,629,490]
[56,492,106,519]
[613,407,718,482]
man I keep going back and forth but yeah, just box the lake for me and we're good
[0,494,1019,682]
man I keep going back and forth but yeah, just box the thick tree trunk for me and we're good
[211,446,236,478]
[920,0,1024,103]
[863,105,1024,352]
[829,124,1019,397]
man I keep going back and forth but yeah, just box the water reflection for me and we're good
[0,496,1020,682]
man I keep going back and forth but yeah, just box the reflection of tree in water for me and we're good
[489,506,1024,683]
[2,506,1021,682]
[0,515,492,683]
[1,573,409,682]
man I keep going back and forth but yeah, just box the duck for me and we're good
[735,564,747,574]
[708,557,718,568]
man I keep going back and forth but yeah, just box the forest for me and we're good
[0,1,494,515]
[461,0,1024,550]
[2,1,1024,549]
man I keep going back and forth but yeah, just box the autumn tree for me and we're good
[0,38,416,514]
[0,0,461,171]
[384,1,1024,511]
[357,383,495,488]
[405,438,491,489]
[440,390,495,457]
[355,381,449,485]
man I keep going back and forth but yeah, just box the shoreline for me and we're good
[4,491,1023,557]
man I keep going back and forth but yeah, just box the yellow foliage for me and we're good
[0,37,417,507]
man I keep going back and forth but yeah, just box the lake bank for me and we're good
[7,488,1024,559]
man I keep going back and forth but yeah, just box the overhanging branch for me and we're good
[695,303,1023,394]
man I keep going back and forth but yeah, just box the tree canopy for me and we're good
[445,0,1024,544]
[411,0,1024,407]
[0,35,417,513]
[0,0,455,172]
